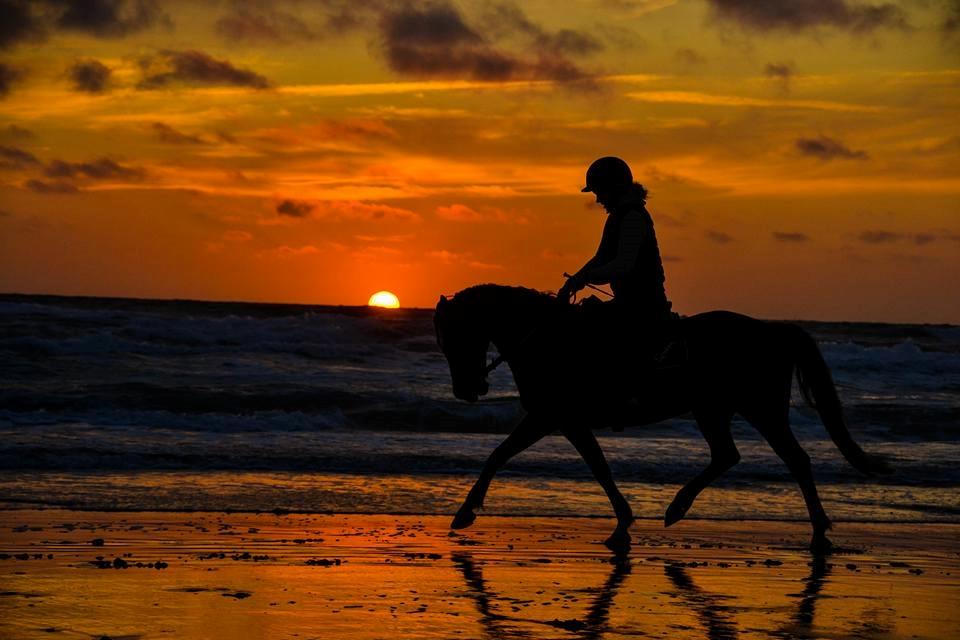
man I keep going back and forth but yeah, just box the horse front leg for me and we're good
[561,425,634,552]
[451,413,553,530]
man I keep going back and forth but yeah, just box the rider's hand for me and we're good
[558,274,585,304]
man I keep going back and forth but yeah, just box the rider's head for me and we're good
[581,156,633,209]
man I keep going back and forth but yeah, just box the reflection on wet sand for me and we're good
[458,549,851,640]
[454,551,632,639]
[664,563,740,640]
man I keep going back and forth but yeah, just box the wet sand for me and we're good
[1,510,957,639]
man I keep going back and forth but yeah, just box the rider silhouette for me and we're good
[560,156,673,330]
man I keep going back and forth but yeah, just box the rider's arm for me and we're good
[580,211,645,284]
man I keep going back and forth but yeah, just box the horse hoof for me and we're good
[809,534,834,555]
[604,530,631,553]
[451,509,477,530]
[664,501,689,527]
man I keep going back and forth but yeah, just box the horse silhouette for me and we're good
[434,284,891,552]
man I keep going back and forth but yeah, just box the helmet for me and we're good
[581,156,633,193]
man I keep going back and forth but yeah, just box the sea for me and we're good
[1,293,957,524]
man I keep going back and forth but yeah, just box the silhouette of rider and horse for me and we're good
[434,157,891,553]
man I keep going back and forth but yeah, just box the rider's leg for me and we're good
[452,413,554,529]
[665,411,738,526]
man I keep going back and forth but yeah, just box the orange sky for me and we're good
[0,0,958,322]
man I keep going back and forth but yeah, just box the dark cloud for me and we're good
[0,62,25,98]
[1,124,34,140]
[0,0,169,51]
[277,199,314,217]
[859,230,902,243]
[0,0,44,49]
[151,122,205,145]
[68,59,111,93]
[859,230,951,244]
[378,2,592,82]
[705,0,909,34]
[772,231,810,242]
[944,0,960,37]
[0,144,40,169]
[24,178,78,194]
[706,230,734,244]
[796,135,868,160]
[137,50,270,90]
[764,61,794,80]
[44,157,145,180]
[675,47,707,65]
[481,2,604,56]
[52,0,170,38]
[215,5,316,44]
[764,61,795,92]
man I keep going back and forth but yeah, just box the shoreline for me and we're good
[2,510,958,639]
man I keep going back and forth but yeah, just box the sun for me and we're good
[368,291,400,309]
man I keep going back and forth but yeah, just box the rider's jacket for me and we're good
[595,188,672,321]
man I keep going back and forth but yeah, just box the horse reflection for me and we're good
[664,556,833,640]
[452,551,631,639]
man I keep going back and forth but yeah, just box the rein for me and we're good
[485,327,537,374]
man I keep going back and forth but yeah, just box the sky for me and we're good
[0,0,958,323]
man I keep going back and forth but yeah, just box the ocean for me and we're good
[1,293,957,524]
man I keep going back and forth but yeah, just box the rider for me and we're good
[559,156,674,338]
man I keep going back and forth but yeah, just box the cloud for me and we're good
[137,50,270,90]
[0,0,170,50]
[675,47,706,65]
[795,135,868,160]
[0,144,40,169]
[277,199,314,217]
[772,231,810,242]
[0,0,44,49]
[52,0,170,37]
[706,230,734,244]
[377,2,592,82]
[705,0,909,34]
[944,0,960,37]
[68,59,111,93]
[480,2,604,56]
[44,157,145,180]
[276,197,422,222]
[1,124,34,140]
[627,90,883,112]
[0,62,25,97]
[265,244,321,258]
[437,203,484,222]
[151,122,205,145]
[215,5,316,44]
[24,178,79,194]
[428,248,503,269]
[858,230,954,244]
[763,61,795,91]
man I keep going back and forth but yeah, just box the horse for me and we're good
[433,284,891,553]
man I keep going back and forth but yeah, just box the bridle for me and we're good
[484,328,536,375]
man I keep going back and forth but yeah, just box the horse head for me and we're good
[434,294,490,403]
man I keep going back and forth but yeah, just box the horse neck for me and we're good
[472,289,542,353]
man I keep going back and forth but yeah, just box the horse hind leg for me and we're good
[665,411,739,527]
[747,412,833,553]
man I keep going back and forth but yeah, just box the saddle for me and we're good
[567,297,688,430]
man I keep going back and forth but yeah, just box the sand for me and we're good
[1,510,958,639]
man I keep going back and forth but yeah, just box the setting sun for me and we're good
[368,291,400,309]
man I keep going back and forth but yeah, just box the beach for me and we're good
[1,510,958,640]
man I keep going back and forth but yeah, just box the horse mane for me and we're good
[451,284,555,314]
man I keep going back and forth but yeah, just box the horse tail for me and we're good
[791,325,893,475]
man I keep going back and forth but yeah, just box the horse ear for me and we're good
[438,295,447,307]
